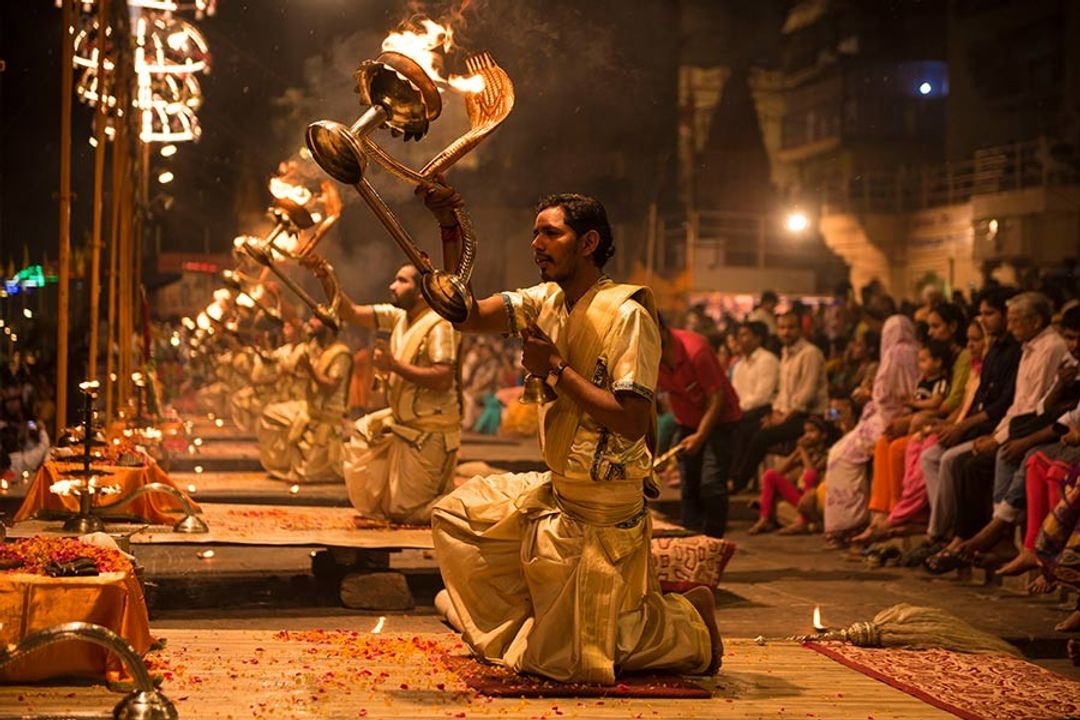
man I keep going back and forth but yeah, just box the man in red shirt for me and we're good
[658,317,742,537]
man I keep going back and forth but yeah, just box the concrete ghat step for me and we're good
[170,456,264,472]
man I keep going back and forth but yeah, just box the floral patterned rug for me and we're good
[807,641,1080,720]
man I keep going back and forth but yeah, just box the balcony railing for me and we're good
[652,209,828,273]
[818,137,1080,214]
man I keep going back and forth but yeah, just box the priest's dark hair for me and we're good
[536,193,615,268]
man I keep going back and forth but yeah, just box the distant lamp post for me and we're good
[157,170,175,184]
[785,210,810,234]
[918,81,932,96]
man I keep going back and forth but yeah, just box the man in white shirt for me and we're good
[730,313,827,492]
[731,321,779,413]
[729,320,779,484]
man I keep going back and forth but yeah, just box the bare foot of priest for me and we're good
[683,586,724,674]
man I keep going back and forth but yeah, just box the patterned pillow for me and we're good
[651,535,736,592]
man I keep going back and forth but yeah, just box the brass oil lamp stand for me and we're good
[61,381,108,533]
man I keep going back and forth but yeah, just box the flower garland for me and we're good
[0,537,132,575]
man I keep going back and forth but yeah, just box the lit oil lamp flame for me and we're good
[269,176,313,206]
[813,605,827,632]
[212,288,232,303]
[382,18,485,94]
[235,293,255,309]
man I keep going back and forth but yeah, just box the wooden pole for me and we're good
[88,0,111,386]
[104,107,124,424]
[56,0,75,434]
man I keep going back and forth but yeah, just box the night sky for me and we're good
[0,0,686,284]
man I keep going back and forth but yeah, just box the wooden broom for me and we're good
[758,603,1020,656]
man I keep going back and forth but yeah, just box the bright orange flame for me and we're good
[382,18,484,94]
[269,176,313,206]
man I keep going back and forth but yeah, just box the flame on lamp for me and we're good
[381,18,485,94]
[269,177,313,206]
[235,293,255,309]
[812,605,826,632]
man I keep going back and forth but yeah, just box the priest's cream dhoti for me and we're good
[432,278,710,684]
[345,305,461,523]
[257,339,351,482]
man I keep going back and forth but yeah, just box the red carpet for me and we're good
[807,641,1080,720]
[444,656,711,698]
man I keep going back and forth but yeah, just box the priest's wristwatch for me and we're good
[546,360,569,389]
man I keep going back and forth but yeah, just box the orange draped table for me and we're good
[14,457,200,525]
[0,540,153,684]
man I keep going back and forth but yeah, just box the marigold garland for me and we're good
[0,536,132,575]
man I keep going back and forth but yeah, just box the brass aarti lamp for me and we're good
[238,198,342,330]
[305,42,514,323]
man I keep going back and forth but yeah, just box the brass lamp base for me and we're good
[114,689,180,720]
[421,272,473,325]
[306,118,372,185]
[63,513,106,533]
[173,513,210,534]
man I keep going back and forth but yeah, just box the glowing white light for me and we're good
[918,81,932,95]
[158,170,175,184]
[988,218,999,235]
[161,144,178,157]
[785,212,810,233]
[187,483,198,493]
[170,335,181,347]
[289,484,300,495]
[198,549,215,559]
[372,616,386,634]
[23,308,32,319]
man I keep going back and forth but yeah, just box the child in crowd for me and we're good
[905,340,952,415]
[749,416,830,535]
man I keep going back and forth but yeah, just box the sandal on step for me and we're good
[924,548,971,575]
[901,540,942,568]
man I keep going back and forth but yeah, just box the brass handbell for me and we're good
[519,373,556,405]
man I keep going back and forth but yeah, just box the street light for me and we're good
[785,211,810,234]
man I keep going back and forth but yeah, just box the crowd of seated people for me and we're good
[660,270,1080,639]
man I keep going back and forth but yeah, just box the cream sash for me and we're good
[389,309,449,427]
[543,282,657,476]
[310,341,351,420]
